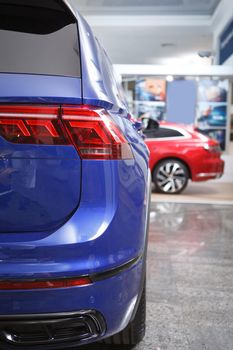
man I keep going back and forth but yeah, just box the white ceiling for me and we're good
[69,0,222,65]
[75,0,220,16]
[91,25,213,65]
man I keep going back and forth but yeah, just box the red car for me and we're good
[143,120,224,194]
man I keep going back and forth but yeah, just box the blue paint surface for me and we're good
[0,4,150,344]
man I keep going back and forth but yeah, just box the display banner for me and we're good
[166,80,196,124]
[196,79,228,150]
[135,79,166,121]
[219,16,233,64]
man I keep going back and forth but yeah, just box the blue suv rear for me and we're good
[0,1,150,348]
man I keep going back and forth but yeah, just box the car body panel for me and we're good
[0,159,148,279]
[0,74,82,105]
[0,154,82,233]
[0,259,143,340]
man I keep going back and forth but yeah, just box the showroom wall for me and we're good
[212,0,233,151]
[213,0,233,65]
[124,76,230,151]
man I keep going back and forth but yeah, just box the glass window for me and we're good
[0,0,81,77]
[144,127,184,139]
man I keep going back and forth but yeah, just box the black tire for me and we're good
[153,159,189,194]
[103,281,146,346]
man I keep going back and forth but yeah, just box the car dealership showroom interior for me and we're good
[0,0,233,350]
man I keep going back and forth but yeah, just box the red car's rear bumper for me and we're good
[193,158,225,181]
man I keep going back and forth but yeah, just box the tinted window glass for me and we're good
[0,0,81,77]
[144,127,184,139]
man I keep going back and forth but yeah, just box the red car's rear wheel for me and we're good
[153,159,189,194]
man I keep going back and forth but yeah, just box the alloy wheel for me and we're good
[156,161,187,194]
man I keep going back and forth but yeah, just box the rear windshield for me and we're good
[0,0,81,77]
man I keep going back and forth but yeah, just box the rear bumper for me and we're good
[193,158,224,182]
[196,171,223,179]
[0,257,144,349]
[0,311,105,350]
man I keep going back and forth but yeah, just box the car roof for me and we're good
[158,121,193,131]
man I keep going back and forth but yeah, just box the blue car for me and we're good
[0,0,150,349]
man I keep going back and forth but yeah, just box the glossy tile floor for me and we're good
[152,182,233,204]
[78,201,233,350]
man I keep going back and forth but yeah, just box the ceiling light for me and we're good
[166,75,174,82]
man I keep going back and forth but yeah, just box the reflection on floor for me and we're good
[72,202,233,350]
[143,202,233,350]
[152,181,233,204]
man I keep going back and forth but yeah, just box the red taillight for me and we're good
[203,142,221,153]
[62,105,133,160]
[0,277,92,290]
[0,105,133,160]
[0,105,68,145]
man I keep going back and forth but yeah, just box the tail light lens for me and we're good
[203,143,221,153]
[0,277,92,290]
[62,105,133,160]
[0,105,68,145]
[0,105,133,160]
